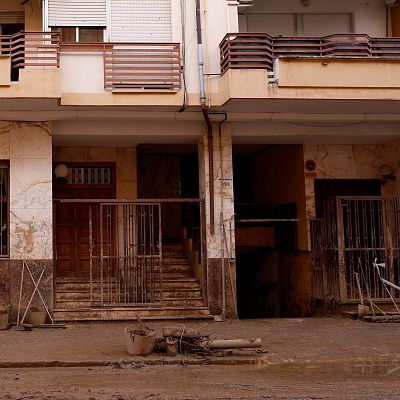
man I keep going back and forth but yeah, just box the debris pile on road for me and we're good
[125,323,264,358]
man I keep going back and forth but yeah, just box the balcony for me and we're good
[0,31,61,98]
[218,33,400,106]
[59,41,183,106]
[0,32,183,106]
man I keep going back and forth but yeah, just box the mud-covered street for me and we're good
[1,318,400,399]
[1,362,400,400]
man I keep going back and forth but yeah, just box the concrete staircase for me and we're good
[53,243,212,322]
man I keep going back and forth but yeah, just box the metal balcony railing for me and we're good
[220,33,400,74]
[0,31,60,73]
[102,42,182,91]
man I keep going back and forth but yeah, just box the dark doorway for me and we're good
[314,179,382,218]
[137,149,199,243]
[236,249,280,318]
[233,145,308,318]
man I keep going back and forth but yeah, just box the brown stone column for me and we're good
[0,121,54,320]
[198,122,237,319]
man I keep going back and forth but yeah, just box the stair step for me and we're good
[56,297,206,310]
[53,306,212,322]
[163,257,188,264]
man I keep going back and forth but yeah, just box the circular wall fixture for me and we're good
[305,159,317,172]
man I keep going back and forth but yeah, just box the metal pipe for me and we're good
[220,211,226,319]
[195,0,215,234]
[203,338,262,349]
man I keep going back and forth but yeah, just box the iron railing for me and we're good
[54,199,207,308]
[0,31,60,73]
[220,33,400,74]
[311,196,400,304]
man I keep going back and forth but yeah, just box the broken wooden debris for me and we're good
[127,325,263,357]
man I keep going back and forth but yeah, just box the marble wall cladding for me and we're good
[9,122,53,260]
[10,159,52,210]
[53,146,137,200]
[303,144,387,220]
[10,122,52,159]
[198,123,235,260]
[10,209,53,260]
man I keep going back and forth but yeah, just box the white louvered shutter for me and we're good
[110,0,172,42]
[301,14,352,36]
[48,0,107,27]
[246,13,296,36]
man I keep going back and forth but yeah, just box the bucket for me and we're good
[0,305,10,330]
[125,328,156,356]
[26,307,47,326]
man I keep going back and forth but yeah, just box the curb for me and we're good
[0,357,267,369]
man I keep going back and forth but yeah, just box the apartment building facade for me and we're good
[0,0,400,322]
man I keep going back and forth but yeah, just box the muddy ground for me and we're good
[1,362,400,400]
[1,317,400,399]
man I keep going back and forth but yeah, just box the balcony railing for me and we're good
[103,43,182,91]
[220,33,400,74]
[0,31,60,72]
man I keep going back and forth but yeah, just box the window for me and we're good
[51,27,104,43]
[0,163,9,257]
[246,13,353,36]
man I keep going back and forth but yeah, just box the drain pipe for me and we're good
[195,0,215,235]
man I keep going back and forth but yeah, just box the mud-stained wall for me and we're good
[53,147,137,200]
[303,143,399,221]
[279,251,313,317]
[0,122,54,260]
[199,122,236,318]
[0,121,53,320]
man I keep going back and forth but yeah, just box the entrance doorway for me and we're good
[53,163,115,280]
[233,144,307,318]
[137,145,199,244]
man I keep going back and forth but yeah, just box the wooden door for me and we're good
[55,188,113,279]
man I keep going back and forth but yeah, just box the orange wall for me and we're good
[392,6,400,36]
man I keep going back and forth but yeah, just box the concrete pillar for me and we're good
[0,121,53,319]
[198,122,237,318]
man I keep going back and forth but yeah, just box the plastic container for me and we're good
[125,328,156,356]
[0,305,10,330]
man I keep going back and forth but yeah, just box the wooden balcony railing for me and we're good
[103,43,182,91]
[220,33,400,74]
[0,31,60,73]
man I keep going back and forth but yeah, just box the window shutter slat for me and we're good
[110,0,172,42]
[48,0,107,27]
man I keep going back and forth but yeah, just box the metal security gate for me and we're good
[89,202,162,306]
[311,197,400,304]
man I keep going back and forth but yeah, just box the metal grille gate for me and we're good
[311,197,400,304]
[89,202,162,306]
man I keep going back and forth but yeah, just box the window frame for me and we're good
[51,26,106,43]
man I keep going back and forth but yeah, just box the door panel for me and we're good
[54,187,114,279]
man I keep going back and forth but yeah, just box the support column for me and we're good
[199,121,237,318]
[0,121,54,320]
